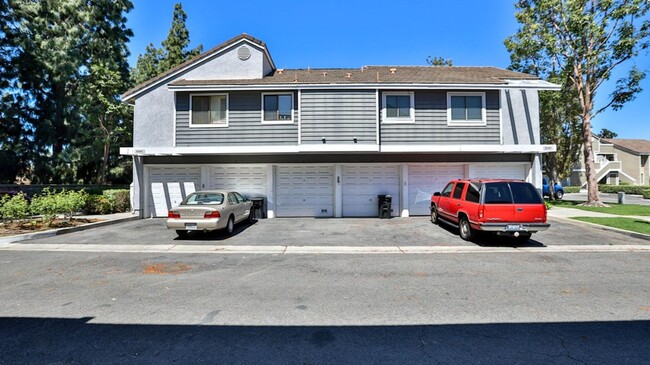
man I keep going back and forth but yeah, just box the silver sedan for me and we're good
[166,190,254,237]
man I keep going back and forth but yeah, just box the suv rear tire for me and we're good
[458,216,474,241]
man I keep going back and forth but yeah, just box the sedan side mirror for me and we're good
[433,192,441,197]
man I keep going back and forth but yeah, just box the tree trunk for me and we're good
[582,113,602,206]
[100,116,110,185]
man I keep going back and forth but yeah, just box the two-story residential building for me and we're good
[121,34,558,218]
[570,135,650,186]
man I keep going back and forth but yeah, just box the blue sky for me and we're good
[126,0,650,139]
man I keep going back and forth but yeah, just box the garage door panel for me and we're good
[276,166,334,217]
[209,165,267,198]
[147,166,201,217]
[408,164,464,216]
[470,164,528,180]
[343,165,400,217]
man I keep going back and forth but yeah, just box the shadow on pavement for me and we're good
[435,222,546,248]
[1,317,648,364]
[173,220,258,241]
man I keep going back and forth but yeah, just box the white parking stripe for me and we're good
[0,244,648,254]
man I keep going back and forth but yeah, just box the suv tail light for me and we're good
[168,211,180,219]
[204,211,221,219]
[478,205,484,220]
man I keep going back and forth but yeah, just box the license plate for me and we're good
[506,224,521,231]
[185,223,198,230]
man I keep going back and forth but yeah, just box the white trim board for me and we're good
[121,144,556,156]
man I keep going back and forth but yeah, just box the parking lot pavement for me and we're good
[17,216,650,247]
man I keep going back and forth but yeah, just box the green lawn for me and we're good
[549,200,650,216]
[572,217,650,235]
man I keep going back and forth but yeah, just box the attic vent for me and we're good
[237,46,251,61]
[389,68,397,74]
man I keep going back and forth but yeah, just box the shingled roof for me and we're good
[123,33,547,101]
[122,33,271,101]
[602,138,650,155]
[169,66,538,87]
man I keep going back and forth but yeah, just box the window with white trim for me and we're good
[262,93,293,123]
[190,94,228,127]
[447,92,486,125]
[383,92,414,123]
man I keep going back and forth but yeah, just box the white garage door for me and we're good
[342,165,400,217]
[276,165,334,217]
[470,163,528,180]
[408,164,465,216]
[209,164,267,198]
[147,166,201,217]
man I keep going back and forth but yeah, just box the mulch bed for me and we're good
[0,218,101,237]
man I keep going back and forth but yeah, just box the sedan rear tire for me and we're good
[225,216,235,236]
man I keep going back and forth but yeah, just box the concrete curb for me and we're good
[0,215,139,244]
[548,215,650,241]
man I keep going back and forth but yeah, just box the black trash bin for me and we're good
[378,194,392,219]
[250,197,266,219]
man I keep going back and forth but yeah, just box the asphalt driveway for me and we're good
[19,216,649,247]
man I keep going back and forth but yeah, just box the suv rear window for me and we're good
[483,182,513,204]
[483,182,543,204]
[509,182,543,204]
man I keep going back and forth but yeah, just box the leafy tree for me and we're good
[131,43,164,85]
[131,3,202,85]
[2,0,133,184]
[159,3,202,72]
[597,128,618,139]
[540,72,583,199]
[505,0,650,206]
[426,56,453,66]
[77,62,133,184]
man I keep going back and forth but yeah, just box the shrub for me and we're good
[103,189,130,212]
[57,189,87,220]
[85,195,115,215]
[30,188,60,226]
[0,193,30,222]
[598,185,650,195]
[563,186,581,193]
[642,189,650,199]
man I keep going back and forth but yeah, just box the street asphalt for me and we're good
[1,217,649,364]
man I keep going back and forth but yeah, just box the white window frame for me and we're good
[189,93,229,128]
[447,92,487,127]
[261,92,294,124]
[382,91,415,124]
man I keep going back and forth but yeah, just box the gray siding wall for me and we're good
[501,89,540,145]
[380,90,501,145]
[175,91,298,146]
[301,90,377,144]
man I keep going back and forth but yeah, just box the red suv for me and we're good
[430,179,550,241]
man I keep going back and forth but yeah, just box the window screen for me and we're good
[450,95,483,121]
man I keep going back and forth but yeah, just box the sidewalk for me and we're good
[0,212,139,244]
[547,206,650,222]
[547,206,650,240]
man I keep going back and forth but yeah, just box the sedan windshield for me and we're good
[183,193,224,205]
